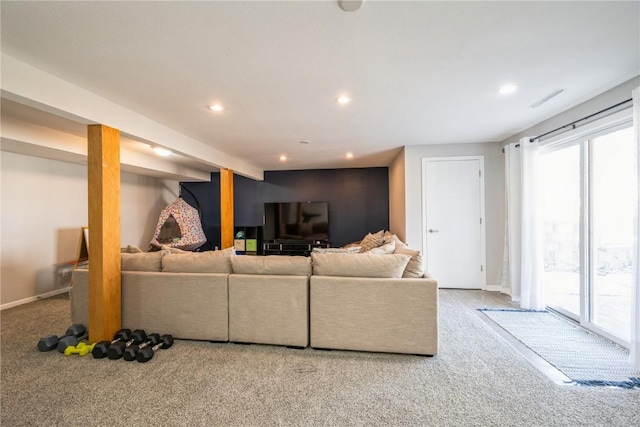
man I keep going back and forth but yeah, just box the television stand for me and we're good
[263,241,329,256]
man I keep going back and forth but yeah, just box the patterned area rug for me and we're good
[479,309,640,388]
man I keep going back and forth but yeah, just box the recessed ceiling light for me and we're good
[279,155,287,161]
[346,152,354,159]
[499,84,518,95]
[153,147,172,157]
[208,104,224,112]
[337,95,351,104]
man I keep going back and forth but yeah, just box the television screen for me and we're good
[263,202,329,243]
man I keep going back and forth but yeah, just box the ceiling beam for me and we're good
[1,53,264,181]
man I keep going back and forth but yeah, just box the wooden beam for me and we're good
[87,124,121,343]
[220,169,234,249]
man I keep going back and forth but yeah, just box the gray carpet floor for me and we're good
[2,289,639,426]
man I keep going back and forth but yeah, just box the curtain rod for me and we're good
[528,98,633,143]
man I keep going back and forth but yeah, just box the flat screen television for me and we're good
[263,202,329,243]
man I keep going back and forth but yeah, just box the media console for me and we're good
[263,240,329,256]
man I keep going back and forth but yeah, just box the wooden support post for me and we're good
[87,124,121,343]
[220,169,234,249]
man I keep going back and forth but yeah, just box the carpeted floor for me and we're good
[2,289,639,426]
[479,309,640,388]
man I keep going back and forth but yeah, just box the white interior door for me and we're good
[423,157,486,289]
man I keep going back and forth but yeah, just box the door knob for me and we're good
[428,229,439,233]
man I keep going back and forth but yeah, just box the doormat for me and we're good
[478,309,640,389]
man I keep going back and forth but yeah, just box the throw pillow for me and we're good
[161,247,234,273]
[383,231,408,248]
[342,240,362,248]
[312,246,361,254]
[311,253,411,278]
[358,230,385,252]
[367,241,396,255]
[121,251,166,272]
[394,246,425,278]
[120,245,143,254]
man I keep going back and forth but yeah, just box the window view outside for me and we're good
[540,144,581,317]
[540,126,636,344]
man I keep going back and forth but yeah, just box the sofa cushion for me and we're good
[162,247,234,273]
[394,246,425,278]
[231,255,312,276]
[121,251,166,272]
[311,253,411,278]
[358,230,385,252]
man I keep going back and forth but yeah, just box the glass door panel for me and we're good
[590,127,635,342]
[540,144,581,317]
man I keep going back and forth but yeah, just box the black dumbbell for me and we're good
[107,329,147,360]
[37,324,86,352]
[123,333,161,361]
[92,329,132,359]
[56,333,88,353]
[136,334,174,363]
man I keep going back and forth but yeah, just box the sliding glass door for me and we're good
[541,125,636,346]
[590,127,635,343]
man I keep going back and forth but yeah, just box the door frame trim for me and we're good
[421,156,487,289]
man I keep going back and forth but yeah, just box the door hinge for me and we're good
[480,217,482,225]
[481,265,483,272]
[479,170,481,178]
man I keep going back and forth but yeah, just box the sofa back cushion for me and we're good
[311,253,411,278]
[231,255,311,276]
[162,247,234,273]
[121,251,166,272]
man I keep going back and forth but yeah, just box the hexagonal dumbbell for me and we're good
[107,329,147,360]
[37,324,86,352]
[91,329,132,359]
[64,342,95,356]
[136,334,174,363]
[123,333,161,361]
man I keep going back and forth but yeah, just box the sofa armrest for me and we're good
[69,269,230,341]
[70,269,89,327]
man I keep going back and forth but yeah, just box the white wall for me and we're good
[388,149,406,242]
[0,151,179,308]
[388,77,639,292]
[401,142,504,289]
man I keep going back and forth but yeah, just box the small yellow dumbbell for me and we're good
[64,342,95,356]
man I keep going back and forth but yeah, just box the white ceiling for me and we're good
[1,1,639,175]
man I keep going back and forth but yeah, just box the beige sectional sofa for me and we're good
[228,255,311,348]
[70,247,439,356]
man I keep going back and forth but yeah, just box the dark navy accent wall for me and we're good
[260,168,389,247]
[181,175,220,251]
[234,173,263,227]
[181,167,389,249]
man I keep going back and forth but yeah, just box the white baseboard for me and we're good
[1,287,70,311]
[485,284,501,292]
